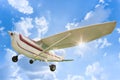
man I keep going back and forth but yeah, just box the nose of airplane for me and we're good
[8,31,13,36]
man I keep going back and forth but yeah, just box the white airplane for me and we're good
[9,21,116,71]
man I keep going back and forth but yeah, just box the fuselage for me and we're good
[9,32,63,62]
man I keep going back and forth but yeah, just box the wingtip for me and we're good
[104,21,117,27]
[109,21,117,25]
[113,21,117,25]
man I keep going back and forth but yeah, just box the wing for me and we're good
[36,21,116,50]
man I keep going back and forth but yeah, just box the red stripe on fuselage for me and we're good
[19,34,61,59]
[19,34,43,51]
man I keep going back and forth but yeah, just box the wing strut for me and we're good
[37,33,71,61]
[42,33,71,52]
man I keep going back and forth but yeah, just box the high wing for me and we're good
[36,21,116,50]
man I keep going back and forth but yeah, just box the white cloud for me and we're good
[65,75,84,80]
[8,0,33,14]
[2,48,58,80]
[99,0,105,4]
[14,16,48,40]
[81,4,110,26]
[1,48,25,80]
[85,62,103,76]
[64,62,107,80]
[0,27,6,36]
[85,62,107,80]
[65,1,110,30]
[65,22,79,30]
[117,28,120,34]
[52,49,66,57]
[15,17,33,37]
[0,27,4,31]
[116,28,120,43]
[95,38,111,49]
[34,17,48,40]
[84,11,93,20]
[74,38,111,57]
[74,43,92,57]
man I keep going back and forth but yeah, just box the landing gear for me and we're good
[49,64,56,72]
[12,56,18,62]
[29,59,34,64]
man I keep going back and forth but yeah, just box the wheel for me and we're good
[49,64,56,72]
[29,59,34,64]
[12,56,18,62]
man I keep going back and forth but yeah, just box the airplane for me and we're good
[8,21,116,72]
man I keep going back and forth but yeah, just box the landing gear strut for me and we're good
[49,64,56,72]
[12,56,18,62]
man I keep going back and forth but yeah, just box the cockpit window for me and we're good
[42,44,48,49]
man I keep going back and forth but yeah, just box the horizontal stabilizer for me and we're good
[61,59,74,62]
[44,59,74,62]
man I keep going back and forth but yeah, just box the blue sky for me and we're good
[0,0,120,80]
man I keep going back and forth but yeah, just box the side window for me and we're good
[42,44,47,49]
